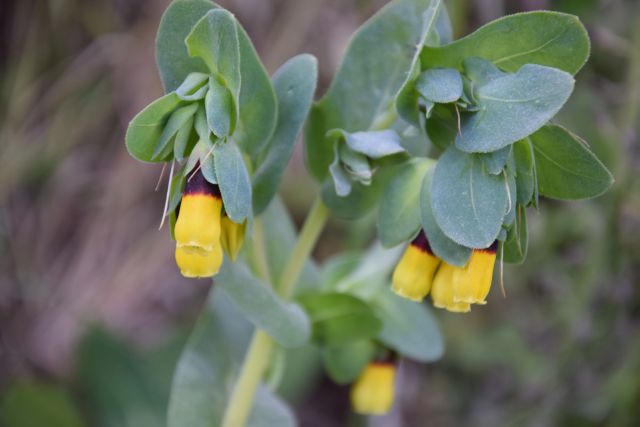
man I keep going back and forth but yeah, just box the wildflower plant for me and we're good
[125,0,613,425]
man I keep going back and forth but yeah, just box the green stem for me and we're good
[220,330,274,427]
[277,196,329,298]
[220,196,329,427]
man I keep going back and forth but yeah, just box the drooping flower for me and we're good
[350,361,397,415]
[220,216,246,261]
[391,230,441,302]
[174,169,223,278]
[431,242,497,312]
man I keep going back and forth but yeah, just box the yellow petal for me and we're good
[175,193,223,252]
[350,363,396,415]
[175,244,223,278]
[220,217,246,261]
[452,247,497,304]
[392,245,440,302]
[431,263,471,313]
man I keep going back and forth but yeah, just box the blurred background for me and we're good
[0,0,638,426]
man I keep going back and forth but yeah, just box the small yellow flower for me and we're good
[350,362,396,415]
[391,230,440,302]
[174,170,224,278]
[220,216,246,261]
[452,243,497,305]
[431,242,497,312]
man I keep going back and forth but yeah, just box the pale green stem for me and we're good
[277,196,329,298]
[220,196,329,427]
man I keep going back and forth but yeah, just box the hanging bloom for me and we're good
[220,216,246,261]
[430,242,497,312]
[391,230,441,302]
[350,361,397,415]
[174,169,223,278]
[452,242,497,304]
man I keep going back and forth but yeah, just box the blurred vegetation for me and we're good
[0,0,638,426]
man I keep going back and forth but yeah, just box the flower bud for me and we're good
[350,362,396,415]
[391,230,440,302]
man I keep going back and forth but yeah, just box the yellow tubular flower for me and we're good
[220,216,246,261]
[452,243,497,304]
[431,263,472,313]
[391,230,441,302]
[350,362,397,415]
[174,169,224,278]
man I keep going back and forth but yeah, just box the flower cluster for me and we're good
[392,230,497,312]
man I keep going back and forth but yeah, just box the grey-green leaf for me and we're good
[374,287,444,362]
[530,125,613,199]
[463,57,507,87]
[331,129,406,159]
[218,261,310,348]
[456,64,574,153]
[416,67,463,104]
[205,77,235,137]
[152,103,199,160]
[156,0,216,92]
[185,9,240,111]
[213,139,252,222]
[252,54,318,214]
[329,153,354,197]
[482,145,511,175]
[322,340,376,384]
[305,0,438,180]
[431,146,508,248]
[420,168,472,266]
[174,115,195,160]
[502,204,528,264]
[421,11,591,75]
[176,72,210,101]
[297,292,382,345]
[377,159,432,247]
[513,138,535,204]
[125,92,183,163]
[167,286,296,427]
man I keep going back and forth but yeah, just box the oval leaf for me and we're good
[213,139,252,222]
[217,261,310,348]
[322,340,376,384]
[421,11,590,75]
[420,168,472,266]
[416,67,463,104]
[377,159,432,247]
[530,125,613,200]
[252,54,318,214]
[297,292,382,345]
[205,78,235,137]
[374,287,444,362]
[125,92,183,163]
[456,64,575,153]
[431,146,508,248]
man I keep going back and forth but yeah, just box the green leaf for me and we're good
[200,154,217,184]
[156,0,216,92]
[213,139,252,222]
[425,103,457,150]
[329,147,354,197]
[377,159,432,247]
[431,146,508,248]
[168,287,296,427]
[328,129,406,159]
[416,67,463,104]
[420,168,472,266]
[176,72,210,101]
[482,145,511,175]
[374,287,444,362]
[152,103,199,160]
[395,0,451,126]
[305,0,437,181]
[338,143,373,184]
[125,92,183,163]
[456,64,575,153]
[174,115,196,160]
[322,340,376,384]
[234,25,277,159]
[530,125,614,199]
[252,54,318,214]
[297,292,382,345]
[513,139,535,204]
[463,57,507,87]
[421,11,591,75]
[185,9,240,112]
[0,383,85,427]
[504,168,517,226]
[205,77,235,137]
[217,261,310,348]
[502,204,528,264]
[320,178,379,220]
